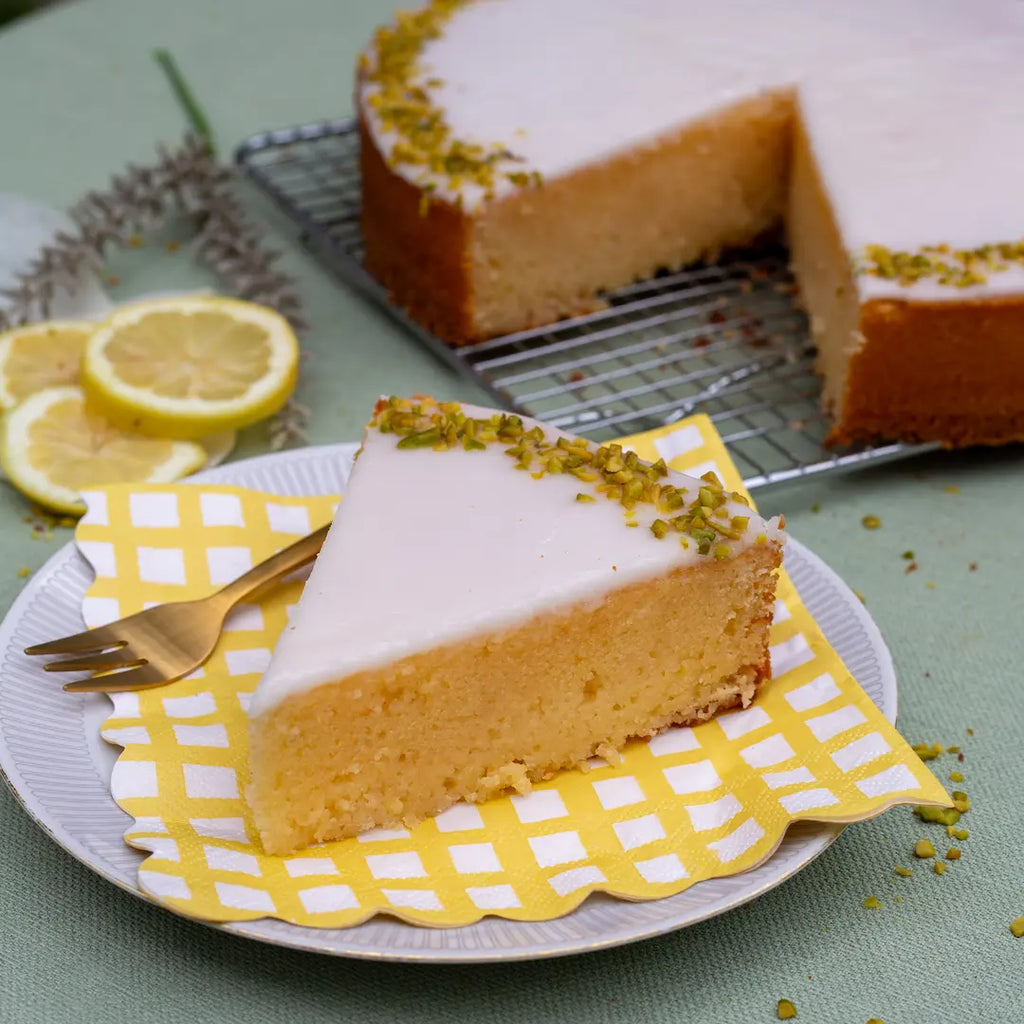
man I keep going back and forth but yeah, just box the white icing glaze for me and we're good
[250,401,782,717]
[359,0,1024,301]
[798,41,1024,304]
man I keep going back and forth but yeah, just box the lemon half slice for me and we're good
[81,296,300,439]
[0,320,95,410]
[1,385,207,515]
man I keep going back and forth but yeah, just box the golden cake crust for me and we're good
[359,116,478,344]
[828,297,1024,448]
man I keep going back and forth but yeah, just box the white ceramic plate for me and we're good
[0,444,896,963]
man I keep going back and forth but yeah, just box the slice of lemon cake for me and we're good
[248,397,784,855]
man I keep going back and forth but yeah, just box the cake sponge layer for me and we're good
[249,543,780,855]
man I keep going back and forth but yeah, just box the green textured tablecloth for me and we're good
[1,2,1022,1020]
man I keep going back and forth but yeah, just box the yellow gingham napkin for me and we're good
[76,414,949,927]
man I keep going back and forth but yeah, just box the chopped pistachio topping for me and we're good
[372,397,757,558]
[955,828,969,841]
[934,861,947,875]
[946,847,962,861]
[912,742,943,761]
[863,896,882,910]
[861,514,882,530]
[952,790,971,813]
[914,839,936,859]
[894,866,913,878]
[776,998,797,1019]
[949,770,964,783]
[363,1,541,204]
[856,240,1024,288]
[1010,916,1024,939]
[914,804,961,826]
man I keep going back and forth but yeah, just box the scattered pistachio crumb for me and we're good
[894,866,913,878]
[811,503,819,513]
[854,590,866,604]
[861,514,881,530]
[863,896,882,910]
[914,839,936,859]
[949,771,963,782]
[952,791,970,813]
[901,550,915,560]
[575,493,595,503]
[16,567,30,578]
[912,742,943,761]
[946,485,960,494]
[1010,917,1024,939]
[947,746,961,754]
[867,1019,886,1024]
[955,828,969,841]
[934,861,947,875]
[776,998,797,1019]
[926,582,936,590]
[967,728,974,736]
[946,848,961,861]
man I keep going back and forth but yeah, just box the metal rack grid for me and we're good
[235,118,929,489]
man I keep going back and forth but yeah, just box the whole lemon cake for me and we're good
[357,0,1024,447]
[248,397,784,855]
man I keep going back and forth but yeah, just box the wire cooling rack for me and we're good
[235,118,928,489]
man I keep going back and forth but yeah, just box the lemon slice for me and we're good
[0,320,95,410]
[81,296,299,439]
[1,385,206,515]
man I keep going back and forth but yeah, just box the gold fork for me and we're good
[25,523,330,694]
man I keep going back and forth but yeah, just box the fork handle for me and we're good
[213,523,331,609]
